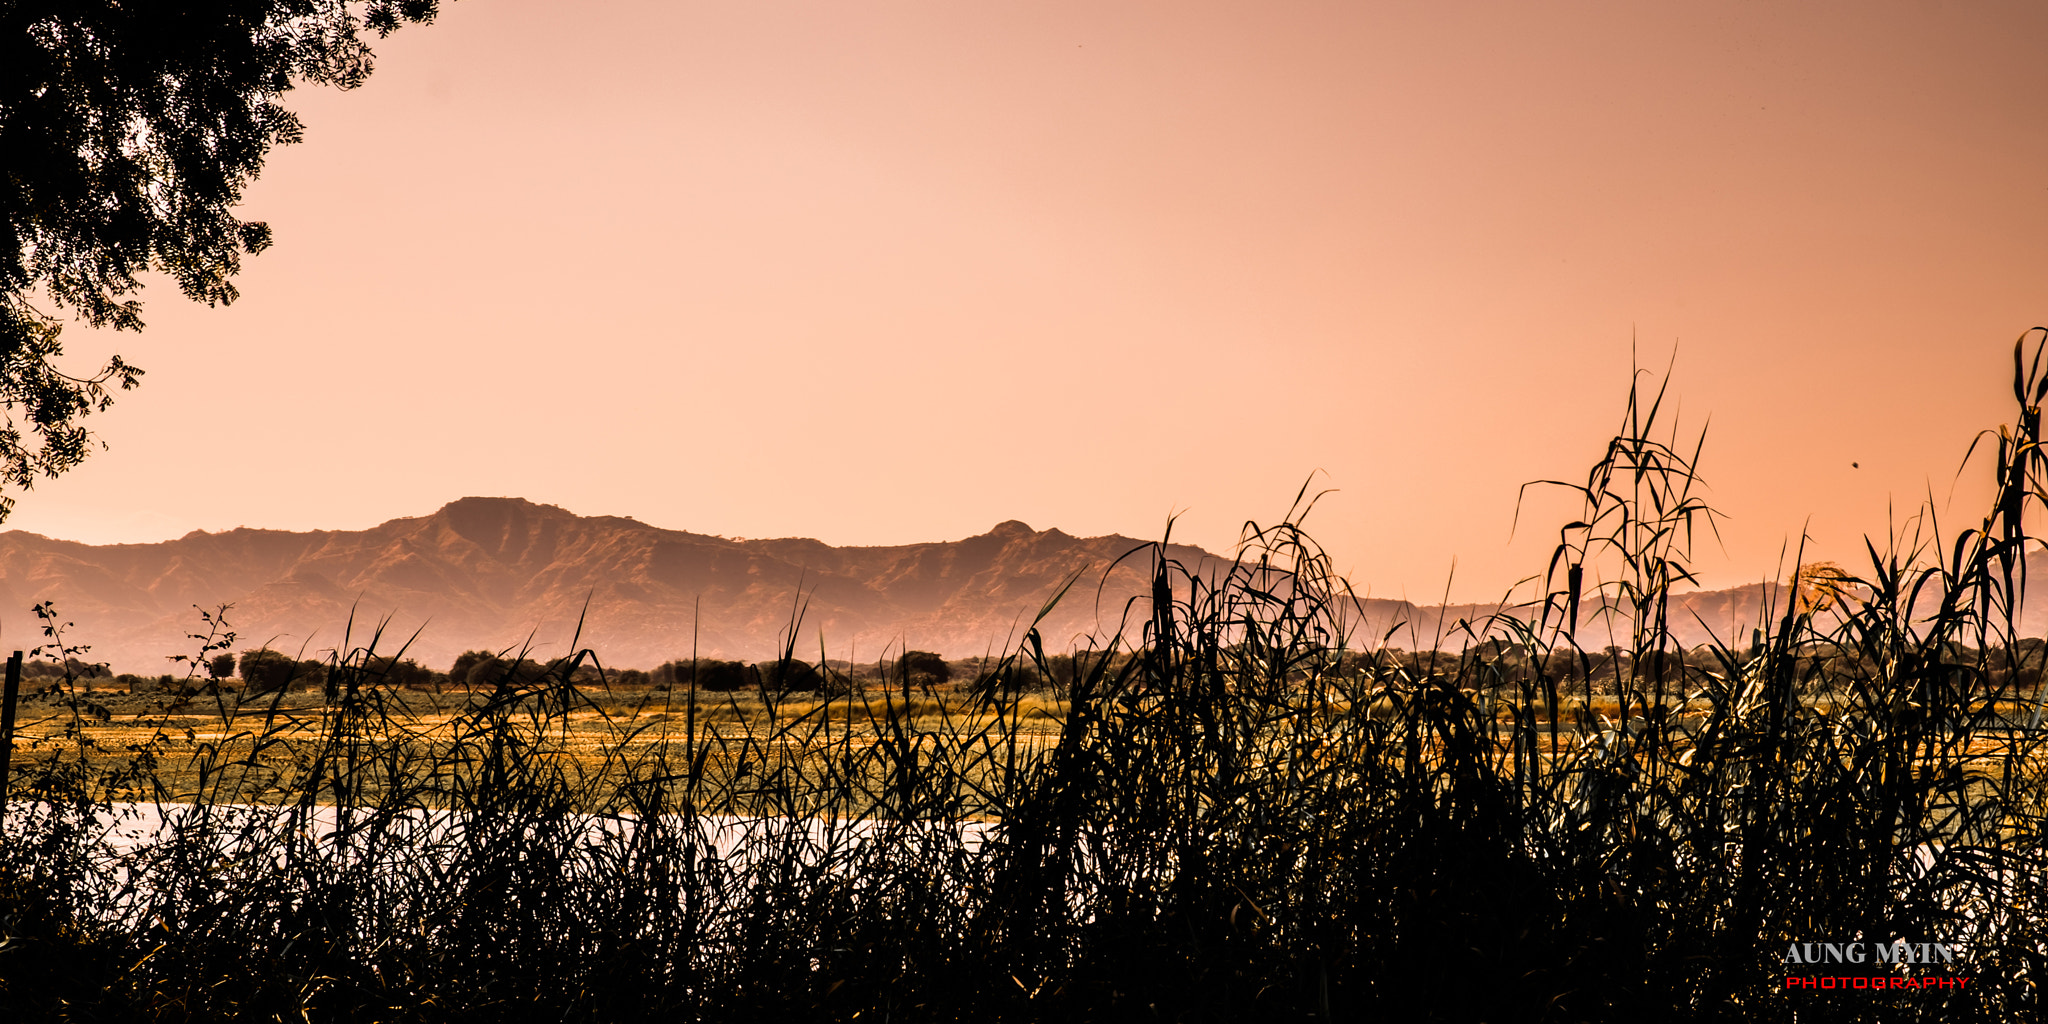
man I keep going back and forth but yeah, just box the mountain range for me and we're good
[0,498,1223,673]
[0,497,2022,674]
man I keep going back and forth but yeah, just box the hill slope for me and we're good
[0,498,1223,672]
[4,498,2026,674]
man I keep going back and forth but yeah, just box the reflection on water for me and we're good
[7,799,998,922]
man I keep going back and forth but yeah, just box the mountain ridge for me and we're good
[0,498,1226,672]
[4,497,2027,674]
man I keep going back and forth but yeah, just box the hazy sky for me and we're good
[14,0,2047,603]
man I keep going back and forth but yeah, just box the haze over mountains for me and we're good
[0,497,2007,674]
[0,498,1224,673]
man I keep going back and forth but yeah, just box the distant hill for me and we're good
[1,497,2034,674]
[1346,585,1795,655]
[1349,553,2048,655]
[0,498,1224,673]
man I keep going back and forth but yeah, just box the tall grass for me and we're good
[4,334,2048,1020]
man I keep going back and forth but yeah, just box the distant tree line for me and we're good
[98,638,2008,704]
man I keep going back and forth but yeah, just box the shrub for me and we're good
[21,658,107,681]
[894,649,950,688]
[656,658,756,692]
[238,650,302,693]
[759,657,822,694]
[448,650,497,686]
[463,656,545,689]
[969,661,1041,699]
[362,655,435,689]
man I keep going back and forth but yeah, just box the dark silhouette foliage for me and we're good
[895,649,950,687]
[362,654,434,689]
[759,657,822,694]
[0,1,439,519]
[462,655,544,689]
[692,658,758,692]
[969,661,1041,699]
[235,649,300,693]
[20,656,104,680]
[447,649,495,685]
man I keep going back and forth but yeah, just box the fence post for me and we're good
[0,651,21,833]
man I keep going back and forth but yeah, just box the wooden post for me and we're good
[0,651,21,833]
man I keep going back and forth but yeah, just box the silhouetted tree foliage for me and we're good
[237,649,299,693]
[894,650,950,688]
[650,660,682,690]
[1038,650,1124,697]
[969,662,1041,699]
[759,657,822,694]
[690,659,757,693]
[650,659,762,692]
[207,652,237,680]
[0,1,439,519]
[818,662,858,698]
[21,656,105,680]
[463,656,545,690]
[362,654,433,689]
[448,650,496,686]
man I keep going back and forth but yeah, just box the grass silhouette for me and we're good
[4,334,2048,1021]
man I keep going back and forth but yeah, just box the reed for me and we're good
[4,334,2047,1021]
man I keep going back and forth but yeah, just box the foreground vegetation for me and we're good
[6,337,2048,1021]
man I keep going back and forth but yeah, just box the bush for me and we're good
[448,650,497,686]
[237,650,302,693]
[362,655,435,689]
[818,663,859,698]
[894,650,950,688]
[22,658,108,681]
[969,661,1041,699]
[655,658,757,692]
[759,658,822,694]
[463,656,545,689]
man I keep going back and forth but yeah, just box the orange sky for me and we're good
[14,0,2048,603]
